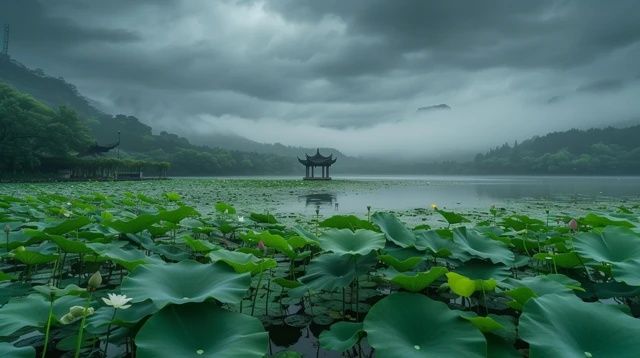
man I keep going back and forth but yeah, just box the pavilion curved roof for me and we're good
[297,148,337,166]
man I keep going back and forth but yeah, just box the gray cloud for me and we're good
[1,0,639,158]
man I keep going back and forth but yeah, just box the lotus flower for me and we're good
[102,293,132,309]
[238,216,245,223]
[60,306,95,324]
[431,203,438,210]
[568,219,578,231]
[257,240,267,255]
[88,271,102,291]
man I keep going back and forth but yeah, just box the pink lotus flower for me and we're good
[568,219,578,231]
[257,240,267,255]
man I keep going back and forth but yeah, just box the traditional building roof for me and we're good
[297,148,337,166]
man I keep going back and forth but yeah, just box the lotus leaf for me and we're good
[121,260,251,308]
[318,229,385,256]
[435,209,470,225]
[106,214,159,234]
[363,293,486,357]
[390,267,448,292]
[320,215,377,231]
[136,302,268,358]
[43,216,90,235]
[574,226,640,285]
[0,294,84,336]
[519,294,640,358]
[414,229,455,256]
[371,212,415,247]
[0,342,34,358]
[452,227,514,265]
[318,321,363,352]
[299,253,376,292]
[209,249,276,274]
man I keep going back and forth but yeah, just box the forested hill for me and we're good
[473,125,640,174]
[0,55,300,175]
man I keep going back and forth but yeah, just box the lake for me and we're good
[2,175,639,223]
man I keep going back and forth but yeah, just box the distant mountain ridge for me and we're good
[0,55,347,162]
[0,55,301,175]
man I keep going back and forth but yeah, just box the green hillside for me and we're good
[474,126,640,174]
[0,55,298,176]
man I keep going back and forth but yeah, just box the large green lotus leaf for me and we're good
[579,213,634,228]
[574,226,640,285]
[12,248,58,265]
[86,242,161,270]
[121,261,251,308]
[363,293,486,358]
[435,209,470,225]
[371,212,415,248]
[502,275,577,310]
[390,267,448,292]
[299,253,376,292]
[318,229,385,256]
[452,227,514,265]
[181,235,218,253]
[136,302,268,358]
[51,235,92,254]
[209,249,277,274]
[249,212,278,224]
[157,206,200,223]
[519,294,640,358]
[320,215,377,231]
[214,201,236,214]
[0,294,84,336]
[43,216,91,235]
[0,342,34,358]
[414,229,455,256]
[378,254,422,271]
[378,246,425,271]
[106,214,160,234]
[453,259,511,281]
[242,231,294,257]
[319,321,363,352]
[87,299,159,334]
[532,252,582,268]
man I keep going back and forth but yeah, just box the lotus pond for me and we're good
[1,177,640,357]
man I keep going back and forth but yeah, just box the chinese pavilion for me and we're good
[298,149,336,180]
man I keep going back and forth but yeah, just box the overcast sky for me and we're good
[2,0,640,159]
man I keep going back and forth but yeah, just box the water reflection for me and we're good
[299,193,337,208]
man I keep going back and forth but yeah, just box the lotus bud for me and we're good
[568,219,578,232]
[88,271,102,291]
[3,224,9,234]
[257,240,267,255]
[431,203,438,210]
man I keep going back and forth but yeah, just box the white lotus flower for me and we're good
[102,293,133,310]
[238,216,245,223]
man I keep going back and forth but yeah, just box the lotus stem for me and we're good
[251,270,265,316]
[41,294,54,358]
[102,308,117,357]
[73,296,91,358]
[265,268,272,314]
[342,288,346,318]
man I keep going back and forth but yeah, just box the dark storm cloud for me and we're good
[0,0,138,53]
[0,0,639,157]
[576,79,625,93]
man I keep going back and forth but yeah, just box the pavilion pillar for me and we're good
[322,166,325,178]
[311,166,314,178]
[326,166,330,178]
